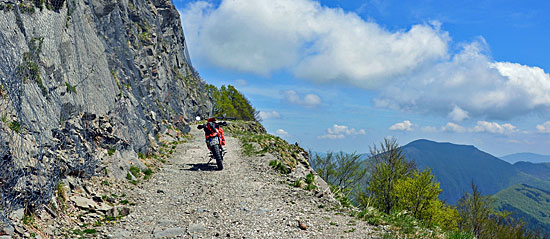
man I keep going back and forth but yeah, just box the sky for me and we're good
[172,0,550,157]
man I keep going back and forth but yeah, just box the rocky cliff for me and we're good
[0,0,211,223]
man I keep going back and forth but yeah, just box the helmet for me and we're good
[207,117,217,122]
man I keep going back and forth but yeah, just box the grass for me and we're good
[8,121,21,133]
[269,160,290,174]
[305,172,317,191]
[65,82,77,94]
[143,168,153,180]
[291,179,304,188]
[56,182,67,211]
[137,152,146,159]
[22,212,35,226]
[108,147,116,156]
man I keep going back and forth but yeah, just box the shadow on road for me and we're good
[185,163,219,171]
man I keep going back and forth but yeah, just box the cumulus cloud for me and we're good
[318,124,366,139]
[258,111,281,120]
[181,0,550,120]
[448,106,469,122]
[276,129,289,136]
[473,121,518,135]
[281,90,322,107]
[536,121,550,133]
[181,0,448,86]
[375,39,550,120]
[389,120,413,131]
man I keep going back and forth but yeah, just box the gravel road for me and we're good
[100,127,380,239]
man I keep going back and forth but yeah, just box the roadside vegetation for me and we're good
[310,138,538,239]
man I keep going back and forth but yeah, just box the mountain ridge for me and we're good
[501,152,550,164]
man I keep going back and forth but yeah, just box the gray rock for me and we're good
[96,203,113,212]
[153,227,186,238]
[119,207,131,217]
[0,236,12,239]
[1,224,14,235]
[9,208,24,221]
[70,196,98,209]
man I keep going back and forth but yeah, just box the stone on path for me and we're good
[153,227,186,238]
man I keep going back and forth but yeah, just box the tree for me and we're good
[457,182,493,237]
[457,182,536,239]
[394,168,442,221]
[309,152,336,184]
[309,151,367,198]
[367,138,416,214]
[206,84,259,121]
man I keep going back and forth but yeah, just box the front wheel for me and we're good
[212,145,223,170]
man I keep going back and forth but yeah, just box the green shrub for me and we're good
[446,231,474,239]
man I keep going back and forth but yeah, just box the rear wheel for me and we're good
[212,145,223,170]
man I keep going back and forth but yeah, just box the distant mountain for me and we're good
[494,184,550,235]
[401,139,518,204]
[513,162,550,181]
[501,153,550,164]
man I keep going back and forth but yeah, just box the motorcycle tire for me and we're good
[213,145,223,170]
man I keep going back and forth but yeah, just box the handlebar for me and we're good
[197,121,227,129]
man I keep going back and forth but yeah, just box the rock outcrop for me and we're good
[0,0,211,223]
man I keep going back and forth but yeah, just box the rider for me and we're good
[199,117,226,151]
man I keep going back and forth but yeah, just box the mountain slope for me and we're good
[501,153,550,164]
[401,139,518,204]
[1,0,210,223]
[494,184,550,234]
[513,162,550,181]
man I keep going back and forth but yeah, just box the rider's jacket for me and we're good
[203,122,226,146]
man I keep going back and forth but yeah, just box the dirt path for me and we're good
[100,127,380,238]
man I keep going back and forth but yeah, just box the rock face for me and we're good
[0,0,211,222]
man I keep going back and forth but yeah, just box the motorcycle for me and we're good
[197,120,227,170]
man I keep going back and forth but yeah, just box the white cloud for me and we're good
[473,121,518,135]
[258,111,281,120]
[318,124,366,139]
[448,106,469,122]
[276,129,289,136]
[441,122,467,133]
[281,90,322,107]
[181,0,448,86]
[536,121,550,133]
[375,39,550,120]
[389,120,413,131]
[181,0,550,120]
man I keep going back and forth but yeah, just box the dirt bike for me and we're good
[197,121,227,170]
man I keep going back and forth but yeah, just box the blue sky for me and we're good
[173,0,550,156]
